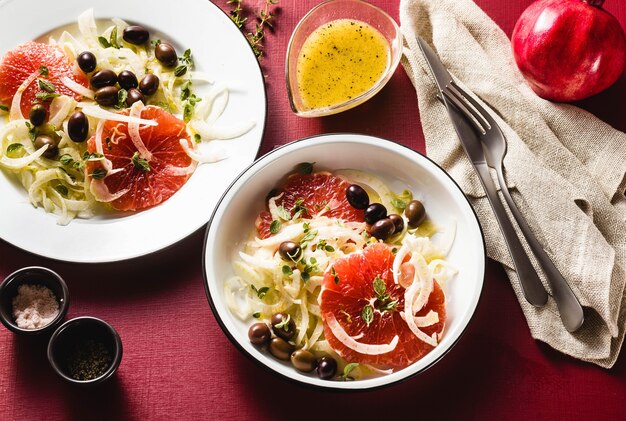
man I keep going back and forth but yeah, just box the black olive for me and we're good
[34,135,58,159]
[271,312,296,340]
[370,218,395,241]
[248,323,271,346]
[139,74,159,96]
[77,51,97,73]
[90,69,117,89]
[364,203,387,225]
[388,214,405,234]
[94,86,120,107]
[346,184,369,210]
[117,70,138,90]
[316,356,337,380]
[278,241,301,261]
[405,200,426,228]
[126,88,145,107]
[268,337,294,361]
[28,104,47,126]
[67,111,89,142]
[122,25,150,45]
[155,42,178,67]
[291,349,317,372]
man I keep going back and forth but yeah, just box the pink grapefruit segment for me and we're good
[255,172,365,238]
[86,106,194,211]
[0,42,88,116]
[319,242,446,368]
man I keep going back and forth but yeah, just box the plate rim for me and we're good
[202,133,486,391]
[0,0,268,263]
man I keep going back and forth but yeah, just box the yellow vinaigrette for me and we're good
[296,19,390,110]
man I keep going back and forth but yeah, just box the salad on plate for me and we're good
[0,9,254,224]
[226,164,458,381]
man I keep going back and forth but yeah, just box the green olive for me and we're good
[290,349,317,372]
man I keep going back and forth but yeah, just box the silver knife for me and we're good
[416,37,548,307]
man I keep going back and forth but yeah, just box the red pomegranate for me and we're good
[511,0,626,102]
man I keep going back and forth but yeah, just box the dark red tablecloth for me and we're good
[2,1,626,419]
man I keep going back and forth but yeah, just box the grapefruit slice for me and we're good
[0,42,88,117]
[319,242,446,368]
[86,106,194,211]
[255,172,364,238]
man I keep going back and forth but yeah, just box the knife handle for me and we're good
[474,163,548,307]
[495,170,584,331]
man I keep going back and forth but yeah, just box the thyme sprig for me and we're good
[228,0,279,58]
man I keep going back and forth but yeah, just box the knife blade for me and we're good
[416,37,548,307]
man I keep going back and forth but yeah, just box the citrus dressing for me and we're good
[296,19,389,110]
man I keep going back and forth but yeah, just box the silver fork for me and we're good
[442,82,585,332]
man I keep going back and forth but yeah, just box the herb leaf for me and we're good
[295,162,315,174]
[54,184,69,197]
[98,36,111,48]
[373,276,386,298]
[362,304,374,327]
[90,168,107,180]
[276,206,291,221]
[115,89,128,109]
[251,285,270,299]
[282,265,293,275]
[0,104,8,112]
[110,26,120,49]
[174,65,187,77]
[39,66,49,77]
[274,313,291,331]
[269,220,281,234]
[391,189,413,211]
[59,154,74,166]
[35,92,59,102]
[341,363,359,381]
[131,152,151,172]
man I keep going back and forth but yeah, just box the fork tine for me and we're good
[449,82,495,130]
[443,85,490,135]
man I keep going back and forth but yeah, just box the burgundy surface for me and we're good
[1,0,626,419]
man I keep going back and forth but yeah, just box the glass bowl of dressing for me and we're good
[286,0,403,117]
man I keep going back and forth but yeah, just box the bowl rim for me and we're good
[202,133,486,391]
[0,266,70,335]
[284,0,404,117]
[47,316,123,385]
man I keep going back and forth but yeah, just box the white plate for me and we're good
[0,0,266,263]
[203,134,485,390]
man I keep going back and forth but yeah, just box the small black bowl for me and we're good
[0,266,70,335]
[47,316,123,385]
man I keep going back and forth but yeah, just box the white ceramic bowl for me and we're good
[203,134,485,390]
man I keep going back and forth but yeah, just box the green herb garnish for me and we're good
[54,184,69,197]
[131,152,151,172]
[174,65,187,77]
[340,363,359,381]
[115,89,128,109]
[269,219,281,234]
[282,265,293,275]
[276,206,291,221]
[274,314,291,331]
[391,189,413,211]
[98,36,111,49]
[251,285,269,299]
[295,161,315,174]
[59,154,74,166]
[90,168,107,180]
[109,26,121,49]
[361,304,374,327]
[0,104,9,112]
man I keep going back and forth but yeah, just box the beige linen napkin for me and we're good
[399,0,626,367]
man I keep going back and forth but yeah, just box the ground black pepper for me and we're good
[65,339,112,381]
